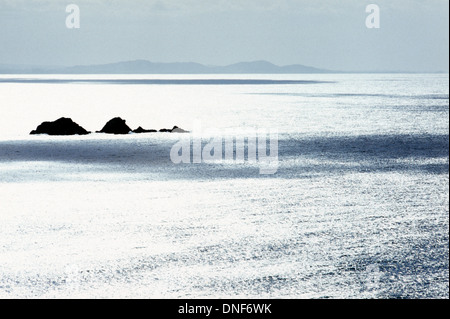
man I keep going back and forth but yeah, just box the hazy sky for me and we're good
[0,0,448,71]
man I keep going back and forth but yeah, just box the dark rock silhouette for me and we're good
[159,128,171,132]
[133,126,157,133]
[30,117,89,135]
[171,126,189,133]
[98,117,131,134]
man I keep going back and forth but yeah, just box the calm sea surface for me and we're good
[0,73,448,298]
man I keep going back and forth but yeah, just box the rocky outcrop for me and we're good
[30,117,90,135]
[98,117,131,134]
[171,126,189,133]
[30,117,188,135]
[133,126,157,133]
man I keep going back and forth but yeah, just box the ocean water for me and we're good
[0,73,448,298]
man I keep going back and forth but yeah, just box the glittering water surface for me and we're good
[0,74,448,298]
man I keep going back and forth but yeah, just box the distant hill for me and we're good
[0,60,332,74]
[217,60,327,74]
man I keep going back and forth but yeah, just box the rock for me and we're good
[159,126,189,133]
[133,126,157,133]
[98,117,131,134]
[30,117,90,135]
[171,126,189,133]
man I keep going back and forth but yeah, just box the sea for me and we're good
[0,73,448,298]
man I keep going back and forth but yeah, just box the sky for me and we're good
[0,0,448,72]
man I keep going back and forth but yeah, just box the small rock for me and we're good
[133,126,157,133]
[171,126,189,133]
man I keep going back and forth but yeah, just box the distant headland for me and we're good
[0,60,332,74]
